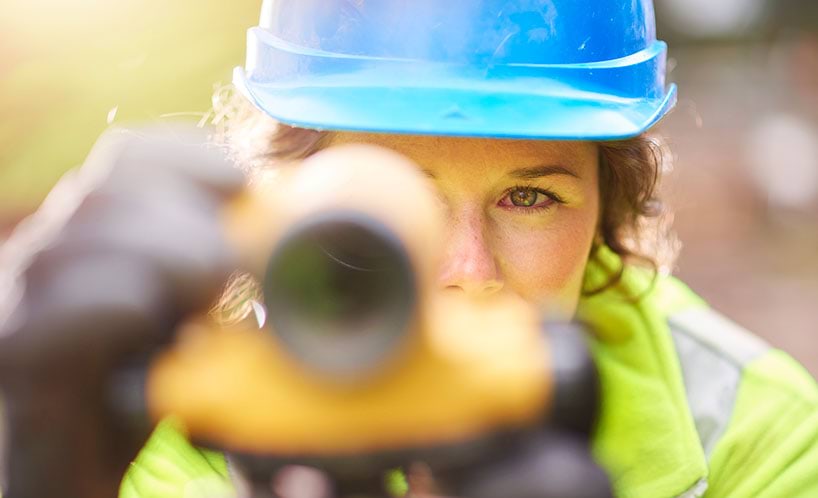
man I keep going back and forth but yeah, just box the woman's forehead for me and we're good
[327,132,598,175]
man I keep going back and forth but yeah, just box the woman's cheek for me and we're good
[494,209,596,313]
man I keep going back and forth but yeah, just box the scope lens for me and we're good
[263,211,416,377]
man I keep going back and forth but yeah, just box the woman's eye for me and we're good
[510,188,539,207]
[499,187,558,210]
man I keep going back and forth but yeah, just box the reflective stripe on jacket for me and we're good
[121,246,818,498]
[578,246,818,498]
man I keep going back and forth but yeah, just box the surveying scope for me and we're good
[3,144,612,498]
[145,145,611,497]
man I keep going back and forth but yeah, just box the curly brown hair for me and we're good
[212,87,676,313]
[590,135,678,294]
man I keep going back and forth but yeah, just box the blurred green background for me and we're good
[0,0,260,224]
[1,0,817,374]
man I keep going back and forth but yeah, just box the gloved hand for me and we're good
[0,125,244,498]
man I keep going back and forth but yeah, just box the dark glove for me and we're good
[450,431,613,498]
[0,125,245,498]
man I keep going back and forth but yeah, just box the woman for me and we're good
[118,1,818,497]
[2,1,815,497]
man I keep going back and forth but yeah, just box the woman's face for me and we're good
[329,133,600,316]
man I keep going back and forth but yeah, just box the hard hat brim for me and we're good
[234,29,676,140]
[236,70,676,140]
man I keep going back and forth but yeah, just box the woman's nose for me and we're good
[437,208,504,297]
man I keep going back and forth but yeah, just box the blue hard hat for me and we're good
[234,0,676,140]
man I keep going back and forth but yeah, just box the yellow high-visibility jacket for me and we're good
[121,247,818,498]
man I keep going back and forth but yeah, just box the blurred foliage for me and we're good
[1,0,816,374]
[3,0,814,222]
[655,0,818,43]
[0,0,260,220]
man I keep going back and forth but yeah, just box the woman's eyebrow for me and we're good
[508,165,580,180]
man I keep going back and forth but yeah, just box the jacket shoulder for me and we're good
[580,260,818,498]
[706,346,818,497]
[656,279,818,497]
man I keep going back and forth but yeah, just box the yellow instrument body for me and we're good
[148,294,551,455]
[146,144,555,456]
